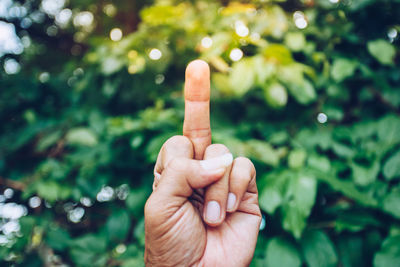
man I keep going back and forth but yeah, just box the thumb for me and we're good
[154,153,233,201]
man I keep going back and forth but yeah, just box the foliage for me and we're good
[1,0,400,265]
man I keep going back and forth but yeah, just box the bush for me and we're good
[0,0,399,266]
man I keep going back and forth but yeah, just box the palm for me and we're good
[171,190,261,266]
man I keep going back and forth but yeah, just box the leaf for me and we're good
[36,130,62,152]
[310,169,378,207]
[378,115,400,145]
[106,209,131,242]
[374,234,400,267]
[46,227,71,251]
[383,189,400,219]
[301,231,338,267]
[307,154,331,173]
[229,58,255,96]
[264,44,293,65]
[36,181,71,202]
[66,128,98,147]
[282,174,317,238]
[141,4,185,25]
[337,236,365,267]
[259,187,282,214]
[265,237,302,267]
[288,149,307,169]
[259,172,290,214]
[285,32,306,52]
[126,188,149,218]
[286,79,316,105]
[383,150,400,180]
[246,140,279,167]
[101,56,125,75]
[263,82,288,109]
[351,160,380,186]
[367,39,396,65]
[331,58,357,82]
[72,234,107,253]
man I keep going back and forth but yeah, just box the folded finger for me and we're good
[227,157,256,213]
[203,144,233,226]
[153,135,193,190]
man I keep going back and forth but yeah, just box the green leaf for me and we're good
[331,58,357,82]
[288,149,307,169]
[72,234,107,253]
[36,181,71,202]
[284,32,306,52]
[263,82,288,109]
[383,189,400,219]
[229,58,255,96]
[282,174,317,238]
[36,130,62,152]
[106,209,131,242]
[311,169,378,207]
[46,227,71,251]
[378,115,400,146]
[66,128,98,147]
[367,39,396,65]
[126,188,149,218]
[246,140,279,167]
[259,172,290,214]
[351,160,380,186]
[265,237,302,267]
[264,44,293,65]
[383,150,400,180]
[286,79,316,105]
[301,231,338,267]
[101,56,125,75]
[337,236,365,267]
[374,234,400,267]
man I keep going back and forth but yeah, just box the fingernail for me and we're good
[200,153,233,171]
[206,201,220,223]
[227,193,236,211]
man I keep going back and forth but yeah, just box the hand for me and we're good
[144,60,261,266]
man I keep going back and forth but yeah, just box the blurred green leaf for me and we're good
[229,58,255,96]
[66,128,98,147]
[383,188,400,219]
[301,231,338,267]
[367,39,396,65]
[106,209,131,242]
[288,149,307,169]
[282,174,317,238]
[263,82,288,108]
[374,234,400,267]
[265,237,302,267]
[383,150,400,181]
[351,160,380,186]
[331,59,357,82]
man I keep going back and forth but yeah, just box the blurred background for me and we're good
[0,0,400,266]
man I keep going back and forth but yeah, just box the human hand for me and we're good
[144,60,261,267]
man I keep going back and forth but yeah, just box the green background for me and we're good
[1,0,400,266]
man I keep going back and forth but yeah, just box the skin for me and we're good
[144,60,261,267]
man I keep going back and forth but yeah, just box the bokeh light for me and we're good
[110,28,123,41]
[229,48,243,61]
[149,48,162,60]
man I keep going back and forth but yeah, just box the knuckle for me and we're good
[234,157,256,179]
[205,144,230,156]
[164,135,192,149]
[165,157,186,173]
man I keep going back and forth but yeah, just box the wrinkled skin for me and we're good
[144,60,261,267]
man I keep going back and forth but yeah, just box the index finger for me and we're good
[183,60,211,160]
